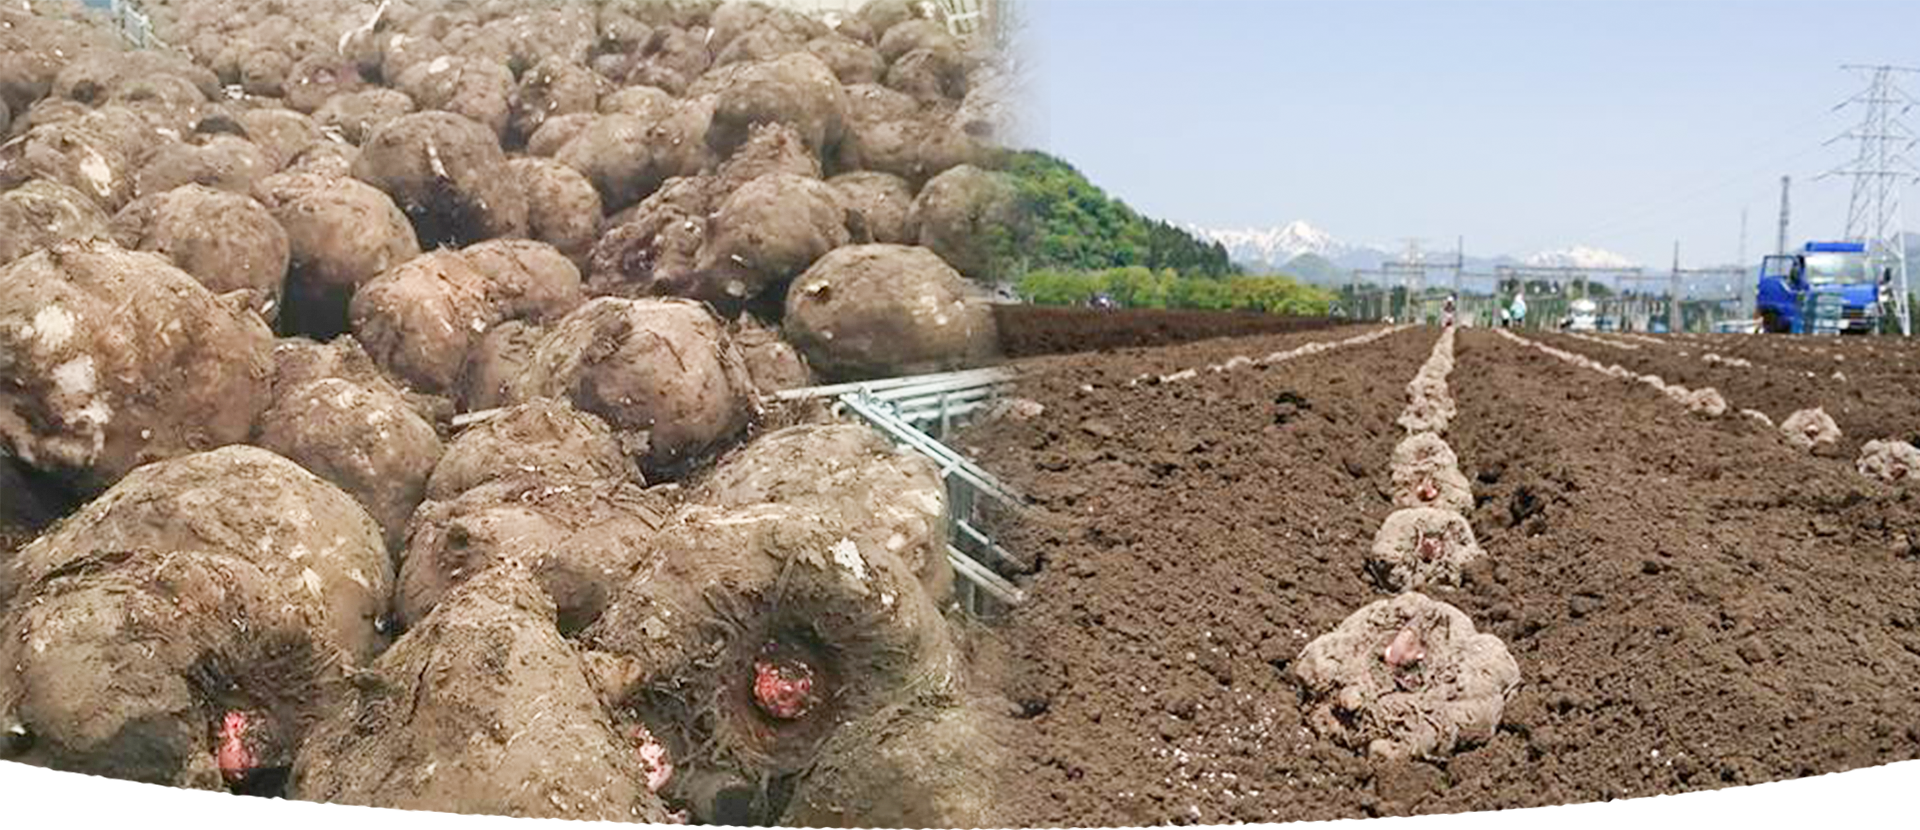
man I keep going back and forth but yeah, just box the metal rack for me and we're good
[750,0,991,42]
[776,368,1026,616]
[107,0,160,48]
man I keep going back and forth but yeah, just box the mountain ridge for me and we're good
[1188,220,1644,277]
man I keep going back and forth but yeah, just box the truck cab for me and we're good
[1757,242,1887,334]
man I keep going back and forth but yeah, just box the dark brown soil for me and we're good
[1650,332,1920,376]
[963,325,1920,825]
[992,305,1338,359]
[1536,331,1920,455]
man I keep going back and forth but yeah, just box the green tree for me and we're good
[1001,151,1233,277]
[1015,267,1331,314]
[1016,269,1106,305]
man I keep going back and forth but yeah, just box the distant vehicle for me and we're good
[1713,319,1761,334]
[1088,292,1118,311]
[1565,298,1599,331]
[1756,241,1891,335]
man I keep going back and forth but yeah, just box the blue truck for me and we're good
[1756,241,1891,334]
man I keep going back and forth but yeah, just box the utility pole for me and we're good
[1738,207,1751,317]
[1404,238,1423,323]
[1387,238,1426,323]
[1346,264,1358,320]
[1825,64,1920,335]
[1669,241,1683,334]
[1775,175,1791,256]
[1738,208,1749,270]
[1452,235,1464,300]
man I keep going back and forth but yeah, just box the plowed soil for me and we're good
[991,305,1338,358]
[1536,331,1920,455]
[964,326,1920,826]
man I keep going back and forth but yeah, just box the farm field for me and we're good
[991,305,1341,358]
[963,325,1920,825]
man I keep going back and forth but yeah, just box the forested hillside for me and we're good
[1003,151,1233,277]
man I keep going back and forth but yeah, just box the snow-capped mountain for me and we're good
[1189,221,1388,271]
[1522,245,1639,269]
[1190,221,1640,279]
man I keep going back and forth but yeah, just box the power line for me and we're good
[1776,175,1791,256]
[1822,64,1920,336]
[1517,105,1842,255]
[1565,140,1833,250]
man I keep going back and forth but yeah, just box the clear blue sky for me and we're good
[1017,0,1920,267]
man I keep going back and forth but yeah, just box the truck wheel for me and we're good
[1761,310,1786,333]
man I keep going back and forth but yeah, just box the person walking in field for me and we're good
[1443,294,1457,327]
[1509,290,1527,328]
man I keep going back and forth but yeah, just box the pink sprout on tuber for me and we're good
[1415,531,1444,563]
[752,655,818,721]
[631,723,673,793]
[215,711,257,784]
[1383,627,1426,669]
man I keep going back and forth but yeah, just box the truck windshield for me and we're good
[1804,252,1869,285]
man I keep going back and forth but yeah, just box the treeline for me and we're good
[1001,151,1233,277]
[989,150,1330,315]
[1018,267,1335,315]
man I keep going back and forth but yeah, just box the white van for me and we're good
[1567,298,1599,331]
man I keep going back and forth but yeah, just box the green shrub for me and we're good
[1016,267,1333,315]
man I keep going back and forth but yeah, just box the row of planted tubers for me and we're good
[1560,330,1637,351]
[1124,323,1413,388]
[1498,329,1920,484]
[1497,329,1737,421]
[1291,325,1522,763]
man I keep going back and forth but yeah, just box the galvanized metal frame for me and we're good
[752,0,999,45]
[108,0,160,48]
[780,369,1025,616]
